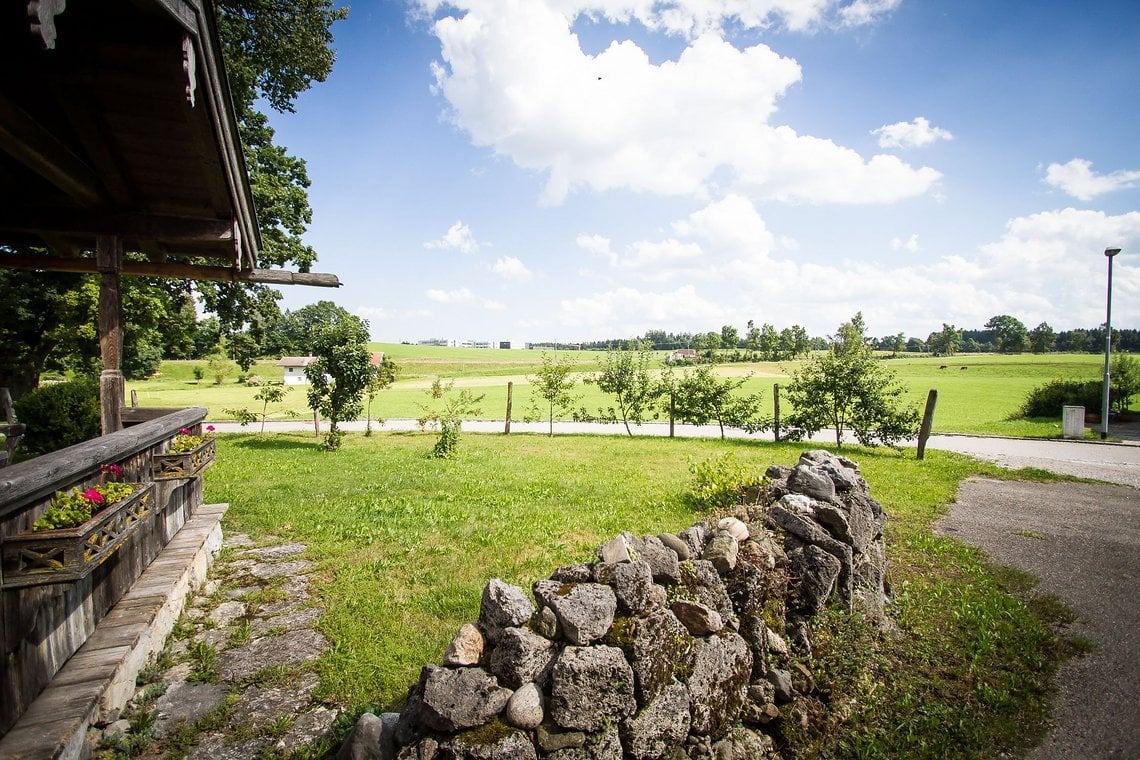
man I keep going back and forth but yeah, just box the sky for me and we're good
[265,0,1140,344]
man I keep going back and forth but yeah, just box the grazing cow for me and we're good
[939,365,948,370]
[960,366,968,370]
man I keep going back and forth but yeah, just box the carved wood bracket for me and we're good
[27,0,67,50]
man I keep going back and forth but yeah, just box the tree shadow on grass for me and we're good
[223,434,320,452]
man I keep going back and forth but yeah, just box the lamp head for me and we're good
[1105,247,1121,257]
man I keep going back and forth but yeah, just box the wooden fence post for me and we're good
[773,383,781,442]
[917,389,938,460]
[97,235,124,435]
[669,393,675,438]
[505,381,513,434]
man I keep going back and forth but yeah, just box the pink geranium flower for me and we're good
[206,425,215,433]
[82,488,106,505]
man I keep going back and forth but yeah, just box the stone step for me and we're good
[0,504,228,760]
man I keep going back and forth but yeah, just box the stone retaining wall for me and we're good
[339,450,889,760]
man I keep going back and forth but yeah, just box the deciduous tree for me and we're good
[585,348,661,436]
[985,314,1029,354]
[527,354,580,436]
[306,312,372,451]
[784,314,920,448]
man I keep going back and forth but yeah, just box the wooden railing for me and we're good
[0,407,210,736]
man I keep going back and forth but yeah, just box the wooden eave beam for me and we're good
[0,209,236,242]
[0,93,108,208]
[0,254,341,287]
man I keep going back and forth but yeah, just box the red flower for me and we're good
[178,428,191,435]
[206,425,215,433]
[82,488,106,505]
[101,463,123,477]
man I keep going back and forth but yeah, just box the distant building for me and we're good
[666,348,698,364]
[276,356,317,385]
[278,352,384,385]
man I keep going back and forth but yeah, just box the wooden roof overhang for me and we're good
[0,0,339,288]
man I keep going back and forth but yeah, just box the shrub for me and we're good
[1019,379,1102,418]
[1112,354,1140,412]
[687,452,762,510]
[13,378,101,459]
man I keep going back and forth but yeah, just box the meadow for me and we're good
[201,432,1086,758]
[128,347,1110,438]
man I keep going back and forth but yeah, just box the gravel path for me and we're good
[937,478,1140,759]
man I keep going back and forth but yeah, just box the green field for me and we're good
[127,347,1113,437]
[198,432,1083,758]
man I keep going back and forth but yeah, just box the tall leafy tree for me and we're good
[985,315,1029,354]
[1028,322,1057,354]
[306,312,372,451]
[785,314,920,448]
[927,323,963,357]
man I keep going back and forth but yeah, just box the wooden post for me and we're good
[917,389,938,460]
[130,389,138,407]
[773,383,781,442]
[669,392,675,438]
[97,235,124,435]
[504,381,513,434]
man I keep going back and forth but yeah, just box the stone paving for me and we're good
[89,533,338,759]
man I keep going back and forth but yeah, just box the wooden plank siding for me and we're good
[0,408,209,735]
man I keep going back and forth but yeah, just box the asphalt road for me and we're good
[937,478,1139,759]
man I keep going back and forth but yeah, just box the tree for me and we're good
[666,365,767,439]
[265,300,352,356]
[985,314,1029,354]
[927,323,963,357]
[1028,322,1057,354]
[305,312,372,451]
[906,337,926,353]
[745,320,760,351]
[586,348,662,436]
[417,378,484,458]
[225,382,294,437]
[364,355,399,436]
[526,354,580,436]
[1112,354,1140,412]
[784,314,921,448]
[759,323,779,360]
[720,325,740,350]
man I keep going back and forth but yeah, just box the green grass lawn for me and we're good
[204,431,1084,758]
[130,349,1116,437]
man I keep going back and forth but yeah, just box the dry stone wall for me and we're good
[338,450,890,760]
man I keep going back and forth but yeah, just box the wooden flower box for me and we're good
[152,437,215,480]
[1,483,155,589]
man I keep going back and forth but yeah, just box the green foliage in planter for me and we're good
[12,378,100,459]
[32,481,137,531]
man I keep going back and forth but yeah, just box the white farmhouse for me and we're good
[276,356,317,385]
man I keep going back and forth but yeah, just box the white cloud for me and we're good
[426,287,474,303]
[1043,158,1140,201]
[355,306,389,320]
[890,233,919,252]
[424,1,940,205]
[491,255,533,281]
[838,0,902,27]
[424,221,481,253]
[872,117,953,149]
[559,284,726,335]
[577,233,618,266]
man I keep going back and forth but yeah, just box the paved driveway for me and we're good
[937,478,1139,759]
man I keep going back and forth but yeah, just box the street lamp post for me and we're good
[1101,247,1122,440]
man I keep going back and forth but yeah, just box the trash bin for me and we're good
[1062,405,1085,439]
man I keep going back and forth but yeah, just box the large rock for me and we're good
[549,646,636,732]
[671,599,723,637]
[639,535,681,581]
[488,626,556,688]
[597,532,644,564]
[620,681,690,760]
[545,724,622,760]
[677,523,709,559]
[685,633,752,737]
[788,543,841,616]
[657,533,691,561]
[676,561,734,620]
[504,683,544,729]
[711,726,778,759]
[436,724,537,759]
[593,560,658,614]
[787,464,836,503]
[609,608,695,703]
[444,623,484,667]
[770,505,853,606]
[416,666,513,733]
[533,581,617,645]
[702,530,739,573]
[479,580,536,637]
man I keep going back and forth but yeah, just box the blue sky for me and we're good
[267,0,1140,344]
